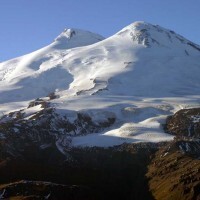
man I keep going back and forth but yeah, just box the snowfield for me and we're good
[1,21,200,147]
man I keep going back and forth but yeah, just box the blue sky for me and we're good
[1,0,200,62]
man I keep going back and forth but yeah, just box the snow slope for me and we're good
[1,21,200,147]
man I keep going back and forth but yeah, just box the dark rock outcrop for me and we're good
[165,108,200,138]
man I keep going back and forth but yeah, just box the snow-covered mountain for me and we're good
[1,21,200,148]
[0,28,104,103]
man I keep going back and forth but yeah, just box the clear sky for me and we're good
[1,0,200,62]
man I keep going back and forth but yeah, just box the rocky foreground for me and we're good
[0,106,200,199]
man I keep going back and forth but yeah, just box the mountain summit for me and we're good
[118,21,200,53]
[0,21,200,146]
[54,28,104,49]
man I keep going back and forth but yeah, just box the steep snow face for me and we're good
[0,21,200,147]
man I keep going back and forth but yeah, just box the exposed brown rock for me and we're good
[147,140,200,200]
[165,108,200,138]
